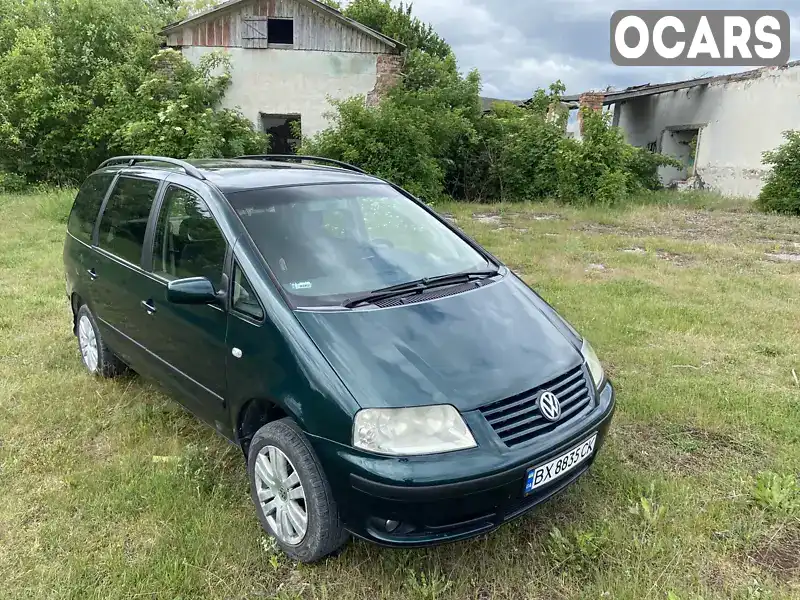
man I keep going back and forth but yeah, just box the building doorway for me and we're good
[260,113,301,154]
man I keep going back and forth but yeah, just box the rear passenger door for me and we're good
[136,184,229,427]
[90,174,162,370]
[64,171,117,310]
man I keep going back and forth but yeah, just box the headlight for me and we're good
[353,405,477,456]
[581,339,605,389]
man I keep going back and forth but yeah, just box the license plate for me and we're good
[524,433,597,494]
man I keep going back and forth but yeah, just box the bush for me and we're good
[301,49,480,201]
[555,109,680,205]
[757,130,800,215]
[0,171,27,193]
[0,0,267,184]
[301,95,443,200]
[107,49,268,158]
[466,100,563,201]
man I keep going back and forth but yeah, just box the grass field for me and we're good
[1,189,799,600]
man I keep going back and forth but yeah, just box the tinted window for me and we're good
[67,173,114,243]
[226,183,489,306]
[232,261,264,321]
[152,186,226,289]
[97,177,159,265]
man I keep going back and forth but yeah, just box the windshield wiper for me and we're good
[343,269,499,308]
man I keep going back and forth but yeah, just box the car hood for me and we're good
[294,275,582,412]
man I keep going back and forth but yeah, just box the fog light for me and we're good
[385,519,400,532]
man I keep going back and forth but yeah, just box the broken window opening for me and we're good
[659,126,702,185]
[261,114,301,155]
[268,18,293,45]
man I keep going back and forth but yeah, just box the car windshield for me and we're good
[226,183,492,306]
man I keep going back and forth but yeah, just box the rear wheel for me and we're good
[76,305,126,378]
[248,418,348,562]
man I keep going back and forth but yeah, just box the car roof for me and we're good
[97,158,385,193]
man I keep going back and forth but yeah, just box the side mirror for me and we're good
[166,277,219,305]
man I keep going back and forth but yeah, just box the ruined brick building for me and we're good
[565,62,800,197]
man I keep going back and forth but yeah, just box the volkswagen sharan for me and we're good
[63,155,616,562]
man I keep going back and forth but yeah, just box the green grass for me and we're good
[1,190,799,599]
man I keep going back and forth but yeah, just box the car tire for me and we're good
[75,305,126,378]
[248,418,349,562]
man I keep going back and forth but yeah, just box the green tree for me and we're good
[0,0,265,184]
[343,0,451,59]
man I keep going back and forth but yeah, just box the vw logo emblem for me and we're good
[539,391,562,422]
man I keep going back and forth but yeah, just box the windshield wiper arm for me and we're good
[343,269,500,308]
[420,269,499,287]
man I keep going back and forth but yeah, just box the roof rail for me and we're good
[237,155,368,175]
[98,156,206,180]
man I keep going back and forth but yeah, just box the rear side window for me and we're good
[67,173,114,244]
[97,176,159,265]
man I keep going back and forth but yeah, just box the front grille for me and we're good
[479,365,592,448]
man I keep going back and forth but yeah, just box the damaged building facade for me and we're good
[161,0,403,151]
[566,62,800,197]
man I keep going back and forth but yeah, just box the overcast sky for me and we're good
[388,0,800,100]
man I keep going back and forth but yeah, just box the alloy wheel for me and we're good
[78,315,99,373]
[254,445,308,545]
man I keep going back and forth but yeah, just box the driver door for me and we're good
[137,183,229,429]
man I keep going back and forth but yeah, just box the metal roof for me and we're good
[161,0,405,51]
[560,61,800,105]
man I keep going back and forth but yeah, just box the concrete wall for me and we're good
[613,65,800,197]
[183,46,386,137]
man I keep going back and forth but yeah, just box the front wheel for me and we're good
[248,418,349,562]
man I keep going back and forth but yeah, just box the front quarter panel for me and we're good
[226,237,361,445]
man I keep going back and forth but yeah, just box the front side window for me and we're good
[97,176,159,265]
[67,173,115,244]
[232,261,264,321]
[152,186,226,289]
[226,183,490,306]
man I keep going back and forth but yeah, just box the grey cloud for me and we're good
[393,0,799,99]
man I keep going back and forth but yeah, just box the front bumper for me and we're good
[308,381,616,547]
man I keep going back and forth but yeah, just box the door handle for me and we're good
[141,300,156,315]
[87,268,98,281]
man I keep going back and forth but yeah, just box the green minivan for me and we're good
[64,155,616,562]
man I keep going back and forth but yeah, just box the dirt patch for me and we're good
[612,423,764,475]
[655,249,692,265]
[766,252,800,263]
[750,527,800,580]
[577,211,800,246]
[575,223,636,236]
[620,246,692,265]
[473,214,503,225]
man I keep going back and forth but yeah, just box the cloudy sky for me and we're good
[388,0,800,100]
